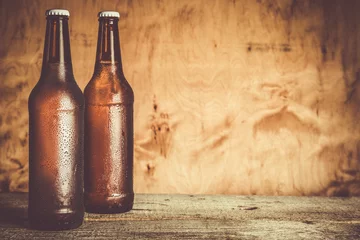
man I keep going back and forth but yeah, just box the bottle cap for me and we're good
[98,11,120,18]
[45,9,70,17]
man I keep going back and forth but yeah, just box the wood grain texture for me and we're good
[1,193,360,239]
[1,0,360,195]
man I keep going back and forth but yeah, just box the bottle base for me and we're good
[29,210,84,231]
[85,192,134,214]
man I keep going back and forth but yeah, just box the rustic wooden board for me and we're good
[0,193,360,239]
[1,0,360,196]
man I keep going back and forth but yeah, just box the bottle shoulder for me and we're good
[29,80,84,111]
[84,75,134,105]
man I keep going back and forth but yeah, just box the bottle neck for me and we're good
[41,16,74,81]
[94,17,124,76]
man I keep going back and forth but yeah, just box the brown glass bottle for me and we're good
[84,11,134,213]
[28,9,84,230]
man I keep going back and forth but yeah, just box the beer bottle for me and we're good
[28,9,84,230]
[84,11,134,213]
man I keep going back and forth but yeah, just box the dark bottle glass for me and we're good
[84,11,134,213]
[28,9,84,230]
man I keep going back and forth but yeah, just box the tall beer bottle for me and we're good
[28,9,84,230]
[84,11,134,213]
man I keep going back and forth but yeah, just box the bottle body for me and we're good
[84,14,134,213]
[84,68,134,213]
[28,10,84,230]
[28,81,84,230]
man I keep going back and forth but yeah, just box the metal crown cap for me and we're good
[46,9,70,17]
[98,11,120,18]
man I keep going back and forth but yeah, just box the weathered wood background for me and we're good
[1,0,360,196]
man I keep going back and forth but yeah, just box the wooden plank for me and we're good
[1,0,360,196]
[0,193,359,239]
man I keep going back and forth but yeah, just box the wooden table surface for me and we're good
[0,193,359,239]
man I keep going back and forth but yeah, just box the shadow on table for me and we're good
[0,202,28,228]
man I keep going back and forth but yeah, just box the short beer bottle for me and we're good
[28,9,84,230]
[84,11,134,213]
